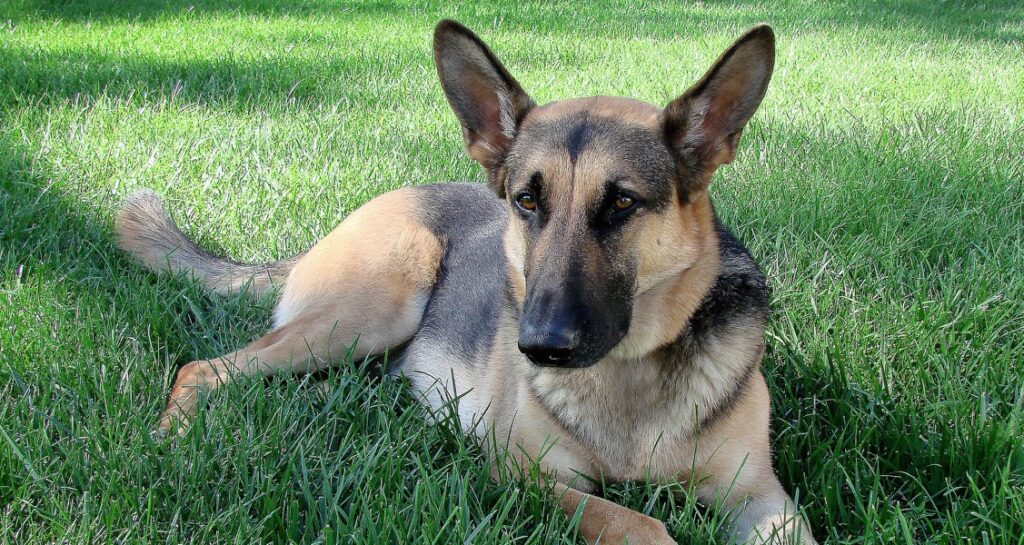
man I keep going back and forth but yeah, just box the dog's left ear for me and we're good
[434,20,535,196]
[663,25,775,195]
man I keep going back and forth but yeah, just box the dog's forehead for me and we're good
[516,97,667,159]
[511,97,675,194]
[524,96,662,128]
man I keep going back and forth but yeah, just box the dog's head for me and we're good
[434,21,774,368]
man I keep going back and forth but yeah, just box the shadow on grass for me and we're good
[20,0,396,20]
[0,42,430,110]
[765,340,1024,536]
[15,0,1024,44]
[0,134,174,509]
[0,131,280,436]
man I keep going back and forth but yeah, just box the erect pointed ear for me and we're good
[663,24,775,195]
[434,20,535,196]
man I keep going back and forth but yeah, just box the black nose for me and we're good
[518,324,579,366]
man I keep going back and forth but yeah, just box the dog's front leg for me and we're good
[553,483,677,545]
[725,483,817,545]
[697,475,817,545]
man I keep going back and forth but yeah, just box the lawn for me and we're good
[1,0,1023,543]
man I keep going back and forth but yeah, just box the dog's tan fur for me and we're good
[134,189,444,430]
[116,21,817,545]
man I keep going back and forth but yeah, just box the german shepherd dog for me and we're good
[116,20,817,545]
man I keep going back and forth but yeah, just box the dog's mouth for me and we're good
[518,341,622,369]
[520,350,603,369]
[520,348,597,368]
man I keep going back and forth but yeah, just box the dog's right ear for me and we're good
[434,20,534,196]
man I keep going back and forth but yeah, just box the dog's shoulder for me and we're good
[412,182,507,236]
[406,182,510,361]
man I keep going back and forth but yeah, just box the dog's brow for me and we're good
[609,177,649,199]
[566,117,594,165]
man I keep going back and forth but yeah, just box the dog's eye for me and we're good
[612,194,636,212]
[515,192,537,212]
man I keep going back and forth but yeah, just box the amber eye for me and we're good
[612,194,636,212]
[515,192,537,212]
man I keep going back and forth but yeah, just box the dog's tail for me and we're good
[115,190,301,296]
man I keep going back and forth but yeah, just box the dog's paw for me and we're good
[631,516,677,545]
[596,514,676,545]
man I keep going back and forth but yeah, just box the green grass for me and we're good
[1,0,1023,543]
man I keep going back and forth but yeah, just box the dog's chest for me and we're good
[528,333,756,480]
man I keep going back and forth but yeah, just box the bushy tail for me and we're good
[115,190,300,296]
